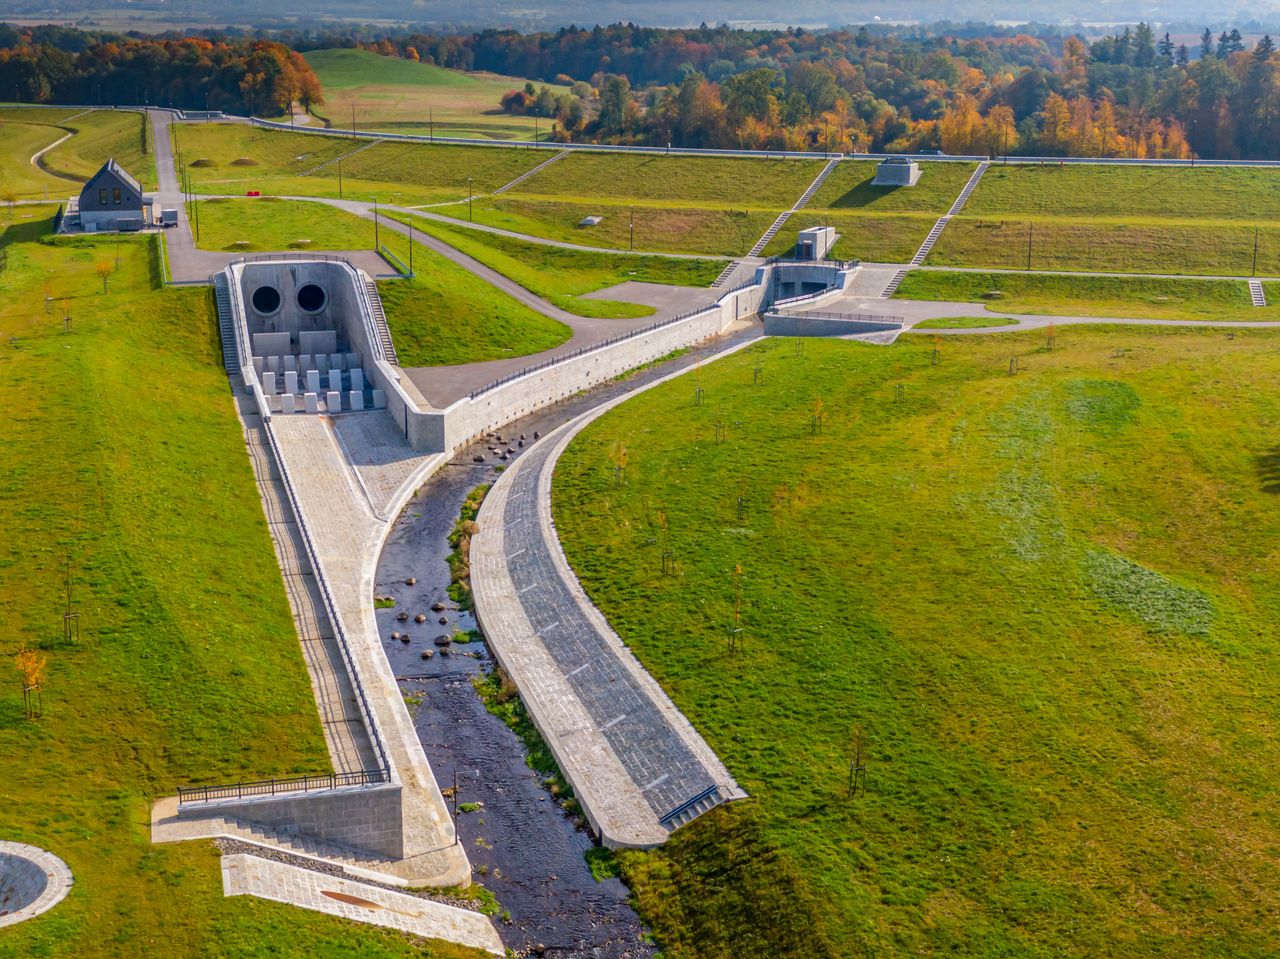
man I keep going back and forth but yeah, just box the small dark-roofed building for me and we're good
[76,159,150,232]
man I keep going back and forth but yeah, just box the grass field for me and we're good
[553,329,1280,958]
[968,163,1280,219]
[175,123,544,205]
[0,119,77,200]
[188,198,569,366]
[0,209,483,958]
[40,109,157,189]
[896,269,1280,321]
[762,210,934,262]
[399,215,722,318]
[810,159,975,212]
[450,196,777,256]
[912,315,1019,328]
[516,152,824,207]
[931,216,1280,276]
[304,48,560,141]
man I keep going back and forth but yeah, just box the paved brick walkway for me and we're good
[471,356,751,848]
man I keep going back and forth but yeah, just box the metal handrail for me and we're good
[660,784,720,826]
[768,308,904,327]
[178,768,389,805]
[467,277,760,400]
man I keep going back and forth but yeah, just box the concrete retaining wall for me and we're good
[763,312,903,336]
[179,784,405,859]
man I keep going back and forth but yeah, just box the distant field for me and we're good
[931,217,1280,276]
[402,214,722,317]
[41,109,157,189]
[763,210,934,262]
[304,48,561,141]
[968,163,1280,219]
[809,159,975,212]
[895,269,1280,321]
[451,197,776,256]
[514,152,824,208]
[557,328,1280,958]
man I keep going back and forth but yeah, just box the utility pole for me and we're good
[351,103,356,136]
[1253,225,1259,276]
[1026,221,1032,271]
[468,176,473,222]
[429,107,434,142]
[408,218,413,276]
[629,206,634,250]
[373,200,380,249]
[337,156,343,199]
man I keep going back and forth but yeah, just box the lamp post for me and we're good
[629,206,634,251]
[373,199,380,250]
[468,177,473,222]
[337,156,343,199]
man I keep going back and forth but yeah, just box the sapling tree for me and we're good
[96,261,113,293]
[15,643,47,719]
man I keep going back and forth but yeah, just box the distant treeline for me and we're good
[0,24,321,115]
[351,22,1280,159]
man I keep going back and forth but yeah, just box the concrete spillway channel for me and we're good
[372,323,760,957]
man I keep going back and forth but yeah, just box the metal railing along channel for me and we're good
[768,308,905,327]
[177,768,388,805]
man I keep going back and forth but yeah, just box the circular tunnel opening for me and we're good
[251,285,281,315]
[296,283,327,314]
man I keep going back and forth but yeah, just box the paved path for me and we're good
[221,854,503,955]
[267,414,469,885]
[471,340,754,848]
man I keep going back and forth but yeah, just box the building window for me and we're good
[112,188,122,206]
[99,189,108,205]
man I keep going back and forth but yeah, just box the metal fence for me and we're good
[769,308,904,327]
[177,768,389,805]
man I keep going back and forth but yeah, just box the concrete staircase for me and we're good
[660,785,731,831]
[880,268,910,299]
[746,156,841,257]
[213,273,239,374]
[301,138,382,177]
[492,149,569,196]
[710,259,741,288]
[191,810,404,879]
[1250,278,1267,306]
[908,160,990,267]
[363,279,399,366]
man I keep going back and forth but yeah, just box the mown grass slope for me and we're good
[896,269,1280,321]
[810,159,976,211]
[554,330,1280,958]
[0,119,79,200]
[400,214,722,318]
[40,109,157,188]
[0,209,484,959]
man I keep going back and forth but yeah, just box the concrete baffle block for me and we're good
[326,390,343,412]
[281,393,296,414]
[267,355,280,373]
[372,388,387,409]
[304,392,319,414]
[313,353,327,372]
[346,352,360,371]
[299,353,311,372]
[262,371,277,394]
[328,369,342,393]
[283,355,297,373]
[252,356,264,376]
[349,368,364,393]
[330,353,345,372]
[284,370,299,395]
[348,390,364,411]
[306,369,321,393]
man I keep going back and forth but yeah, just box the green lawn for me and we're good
[0,119,79,200]
[398,214,722,318]
[0,209,483,958]
[177,123,545,205]
[930,216,1280,276]
[304,47,562,141]
[763,209,934,262]
[810,159,976,212]
[968,163,1280,219]
[450,196,777,256]
[40,109,157,189]
[896,269,1280,321]
[514,152,824,207]
[188,197,570,366]
[553,329,1280,958]
[912,315,1019,328]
